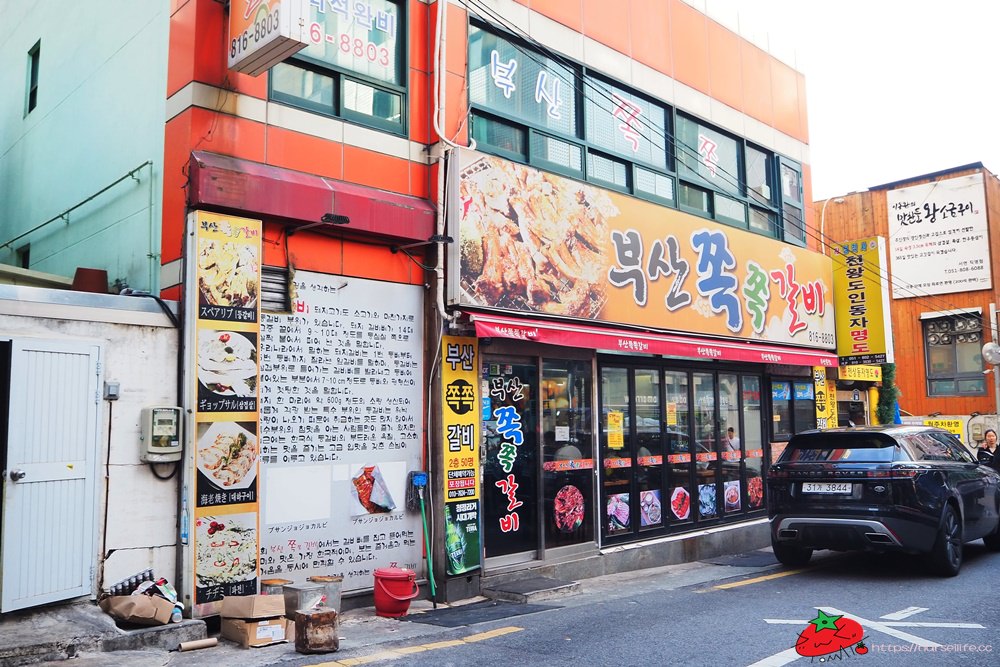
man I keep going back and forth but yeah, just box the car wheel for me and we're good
[772,539,813,567]
[928,504,963,577]
[983,516,1000,552]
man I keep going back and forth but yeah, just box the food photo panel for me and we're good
[195,420,259,506]
[196,328,258,412]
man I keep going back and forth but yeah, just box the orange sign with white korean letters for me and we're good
[454,150,835,349]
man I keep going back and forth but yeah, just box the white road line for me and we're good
[764,618,983,630]
[882,622,984,629]
[746,647,801,667]
[821,607,940,648]
[881,606,929,620]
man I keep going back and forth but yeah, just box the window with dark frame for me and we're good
[770,379,816,441]
[923,315,986,396]
[268,0,405,134]
[466,21,802,242]
[26,40,40,115]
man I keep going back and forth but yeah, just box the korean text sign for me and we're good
[832,237,894,365]
[886,173,991,298]
[453,151,835,348]
[228,0,309,76]
[441,336,481,575]
[257,272,424,593]
[187,211,262,617]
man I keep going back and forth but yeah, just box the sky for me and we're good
[716,0,1000,201]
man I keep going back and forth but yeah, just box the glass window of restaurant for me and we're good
[598,361,766,544]
[769,378,817,461]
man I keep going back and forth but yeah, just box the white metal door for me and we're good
[1,339,102,612]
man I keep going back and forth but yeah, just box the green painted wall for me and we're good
[0,1,169,292]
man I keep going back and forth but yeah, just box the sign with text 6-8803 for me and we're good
[228,0,309,76]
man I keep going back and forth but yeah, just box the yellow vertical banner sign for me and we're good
[833,237,894,365]
[441,336,481,575]
[186,211,262,617]
[813,367,837,429]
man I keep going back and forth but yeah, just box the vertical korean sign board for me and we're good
[258,272,424,593]
[441,337,481,575]
[185,211,262,618]
[813,367,837,429]
[832,237,894,366]
[886,173,991,298]
[228,0,309,76]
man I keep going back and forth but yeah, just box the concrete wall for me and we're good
[0,1,169,292]
[0,287,180,593]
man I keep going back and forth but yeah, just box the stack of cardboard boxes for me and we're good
[220,595,292,648]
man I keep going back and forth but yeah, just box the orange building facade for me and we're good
[164,0,835,607]
[816,163,1000,429]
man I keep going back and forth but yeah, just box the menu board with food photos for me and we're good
[184,211,262,617]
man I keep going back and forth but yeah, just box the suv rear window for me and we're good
[779,432,902,463]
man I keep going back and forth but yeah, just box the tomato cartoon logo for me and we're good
[795,609,868,661]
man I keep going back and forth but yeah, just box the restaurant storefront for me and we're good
[448,148,838,570]
[464,320,835,569]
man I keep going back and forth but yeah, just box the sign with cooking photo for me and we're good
[193,509,258,605]
[196,329,258,413]
[451,150,836,348]
[196,216,260,323]
[257,272,424,593]
[196,421,259,507]
[185,211,263,618]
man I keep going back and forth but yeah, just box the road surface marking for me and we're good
[881,606,929,620]
[751,605,986,666]
[311,626,524,665]
[821,606,940,648]
[746,647,801,667]
[712,568,810,589]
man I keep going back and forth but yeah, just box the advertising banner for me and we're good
[441,336,481,575]
[186,211,262,617]
[228,0,309,76]
[258,272,424,592]
[833,237,894,365]
[838,365,882,382]
[451,150,836,350]
[813,367,837,429]
[886,173,991,298]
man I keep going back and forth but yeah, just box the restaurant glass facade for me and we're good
[598,360,767,543]
[476,344,779,564]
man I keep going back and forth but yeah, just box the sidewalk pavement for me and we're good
[13,548,801,667]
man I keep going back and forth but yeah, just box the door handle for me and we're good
[9,469,26,482]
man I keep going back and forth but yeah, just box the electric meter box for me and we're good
[140,406,184,463]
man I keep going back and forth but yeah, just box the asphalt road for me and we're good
[308,544,1000,667]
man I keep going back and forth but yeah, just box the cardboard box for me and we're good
[221,594,286,620]
[221,617,290,648]
[99,595,175,626]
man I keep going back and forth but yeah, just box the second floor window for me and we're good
[269,0,405,133]
[924,315,986,396]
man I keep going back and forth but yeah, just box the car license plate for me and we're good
[802,482,852,494]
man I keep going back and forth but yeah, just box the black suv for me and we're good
[767,425,1000,576]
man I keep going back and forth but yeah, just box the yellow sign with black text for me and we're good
[833,237,894,365]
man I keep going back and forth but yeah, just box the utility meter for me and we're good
[140,407,184,463]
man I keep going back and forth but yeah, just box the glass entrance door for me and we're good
[482,359,539,563]
[541,360,594,549]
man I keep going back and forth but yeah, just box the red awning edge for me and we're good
[467,311,838,368]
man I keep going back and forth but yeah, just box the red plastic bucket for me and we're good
[373,567,419,618]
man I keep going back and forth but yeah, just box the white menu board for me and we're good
[259,272,423,592]
[886,173,990,298]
